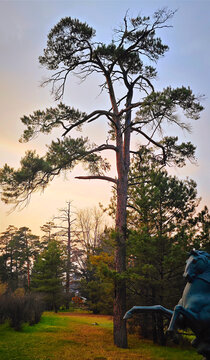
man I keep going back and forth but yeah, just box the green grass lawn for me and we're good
[0,312,203,360]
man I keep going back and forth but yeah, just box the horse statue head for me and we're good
[183,250,210,283]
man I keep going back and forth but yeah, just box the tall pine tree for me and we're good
[0,10,203,347]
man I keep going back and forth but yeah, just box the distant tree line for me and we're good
[0,205,107,313]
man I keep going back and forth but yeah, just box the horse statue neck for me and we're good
[197,260,210,284]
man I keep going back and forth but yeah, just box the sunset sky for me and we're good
[0,0,209,236]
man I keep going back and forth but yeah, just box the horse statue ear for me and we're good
[190,249,198,256]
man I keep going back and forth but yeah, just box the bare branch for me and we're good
[62,109,116,137]
[131,126,166,163]
[133,74,155,92]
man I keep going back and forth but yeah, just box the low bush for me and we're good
[0,285,44,330]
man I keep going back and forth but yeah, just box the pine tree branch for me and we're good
[118,101,143,117]
[86,143,118,154]
[75,175,117,184]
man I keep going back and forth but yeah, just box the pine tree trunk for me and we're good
[113,176,128,348]
[106,74,131,348]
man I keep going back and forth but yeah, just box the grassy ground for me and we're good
[0,312,203,360]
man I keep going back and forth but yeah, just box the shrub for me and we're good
[25,293,44,325]
[0,285,44,330]
[0,282,8,324]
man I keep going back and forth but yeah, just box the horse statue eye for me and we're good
[192,259,197,264]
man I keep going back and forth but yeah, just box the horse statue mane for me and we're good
[190,249,210,259]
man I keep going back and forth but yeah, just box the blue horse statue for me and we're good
[124,250,210,360]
